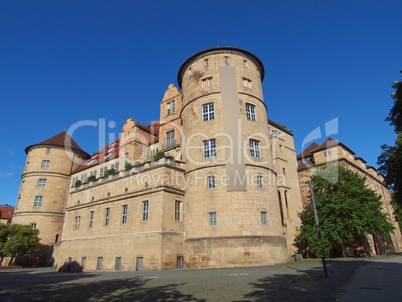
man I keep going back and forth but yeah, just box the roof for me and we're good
[25,131,90,159]
[268,119,293,136]
[296,142,320,160]
[73,138,120,173]
[177,46,265,88]
[0,205,14,220]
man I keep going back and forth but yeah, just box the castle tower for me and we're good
[13,131,90,245]
[178,47,289,268]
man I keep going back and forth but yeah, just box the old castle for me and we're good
[11,47,401,270]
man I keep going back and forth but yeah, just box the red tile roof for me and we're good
[0,205,14,220]
[25,131,90,159]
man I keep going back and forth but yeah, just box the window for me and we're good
[142,201,149,221]
[242,77,252,88]
[172,100,176,113]
[165,130,175,149]
[46,148,51,154]
[41,160,50,169]
[33,196,43,208]
[105,208,110,226]
[207,175,215,189]
[201,77,213,88]
[89,211,94,228]
[202,103,215,121]
[209,212,217,226]
[167,100,176,115]
[115,257,122,270]
[37,179,46,188]
[324,150,332,157]
[175,201,181,221]
[246,103,256,121]
[74,216,81,230]
[261,211,268,225]
[90,170,97,177]
[244,60,248,68]
[203,139,216,158]
[249,139,261,158]
[31,223,36,229]
[100,167,105,177]
[204,58,209,67]
[257,175,263,189]
[81,257,86,269]
[97,257,103,270]
[122,205,128,224]
[224,56,230,65]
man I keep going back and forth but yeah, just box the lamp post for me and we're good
[308,180,328,278]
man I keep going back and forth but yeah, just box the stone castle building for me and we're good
[11,47,400,270]
[297,137,402,256]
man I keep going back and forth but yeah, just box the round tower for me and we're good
[13,131,90,245]
[178,47,288,268]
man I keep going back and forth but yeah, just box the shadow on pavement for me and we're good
[238,260,368,302]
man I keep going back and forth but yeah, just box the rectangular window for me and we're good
[105,208,110,226]
[97,257,103,270]
[172,100,176,113]
[142,201,149,222]
[249,139,261,158]
[46,148,51,154]
[33,196,43,208]
[202,103,215,121]
[167,102,171,115]
[31,223,36,229]
[261,211,268,225]
[242,77,252,88]
[209,212,217,226]
[37,179,46,188]
[244,60,248,68]
[204,58,209,67]
[224,56,230,65]
[246,103,256,121]
[90,170,97,177]
[203,139,217,158]
[166,130,175,149]
[122,205,128,224]
[41,160,50,169]
[175,201,181,221]
[89,211,94,228]
[207,175,215,189]
[323,150,332,157]
[100,167,105,177]
[201,77,212,88]
[257,175,263,189]
[81,257,86,269]
[74,216,81,230]
[115,257,122,270]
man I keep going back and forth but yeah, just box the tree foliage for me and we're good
[0,224,40,265]
[378,71,402,226]
[295,164,394,257]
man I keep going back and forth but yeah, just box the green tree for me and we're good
[0,224,9,264]
[1,224,40,265]
[295,164,395,257]
[378,71,402,227]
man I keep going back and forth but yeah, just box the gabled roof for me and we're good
[25,131,90,159]
[313,137,338,152]
[0,205,14,220]
[296,142,320,160]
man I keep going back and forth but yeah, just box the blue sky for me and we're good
[1,0,401,206]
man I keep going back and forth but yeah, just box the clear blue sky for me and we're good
[1,0,401,206]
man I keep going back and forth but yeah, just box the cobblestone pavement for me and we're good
[0,255,400,301]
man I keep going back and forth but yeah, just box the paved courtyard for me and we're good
[1,254,401,301]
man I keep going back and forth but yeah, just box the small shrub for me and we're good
[75,180,82,187]
[150,151,165,162]
[125,162,133,170]
[87,175,96,182]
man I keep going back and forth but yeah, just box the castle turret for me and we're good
[178,47,289,267]
[13,131,90,246]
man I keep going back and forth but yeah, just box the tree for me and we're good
[1,224,40,265]
[295,164,395,257]
[378,71,402,227]
[0,224,9,264]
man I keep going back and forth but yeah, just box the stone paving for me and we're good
[0,255,401,301]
